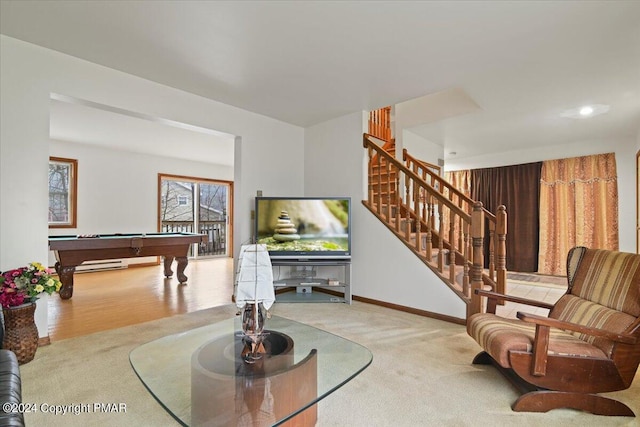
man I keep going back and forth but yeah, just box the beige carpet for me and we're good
[21,302,640,426]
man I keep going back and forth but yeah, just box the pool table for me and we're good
[49,232,207,299]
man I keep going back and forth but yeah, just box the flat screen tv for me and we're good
[254,196,351,260]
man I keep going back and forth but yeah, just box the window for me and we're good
[159,174,232,257]
[49,157,77,228]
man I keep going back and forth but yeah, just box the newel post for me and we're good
[469,202,485,317]
[496,205,507,297]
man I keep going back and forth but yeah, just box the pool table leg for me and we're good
[163,257,175,278]
[55,262,76,300]
[176,256,188,283]
[164,256,188,283]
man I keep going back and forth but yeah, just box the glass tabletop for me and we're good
[130,315,372,426]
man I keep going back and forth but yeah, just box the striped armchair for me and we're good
[467,246,640,416]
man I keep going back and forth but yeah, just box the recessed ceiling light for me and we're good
[579,106,594,116]
[561,104,610,119]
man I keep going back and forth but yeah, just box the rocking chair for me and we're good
[467,246,640,416]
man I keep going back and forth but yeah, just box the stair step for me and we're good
[370,175,397,182]
[372,196,398,205]
[371,190,397,196]
[370,165,396,173]
[370,185,397,191]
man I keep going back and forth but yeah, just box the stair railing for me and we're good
[368,107,392,142]
[363,134,507,317]
[402,149,507,294]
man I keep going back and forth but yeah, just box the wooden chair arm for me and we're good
[517,312,637,345]
[475,289,555,314]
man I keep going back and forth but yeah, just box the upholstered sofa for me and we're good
[0,310,25,427]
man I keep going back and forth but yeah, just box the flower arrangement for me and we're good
[0,262,62,308]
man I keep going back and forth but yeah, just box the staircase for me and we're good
[362,131,508,318]
[368,107,397,206]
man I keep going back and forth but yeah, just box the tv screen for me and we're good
[254,197,351,260]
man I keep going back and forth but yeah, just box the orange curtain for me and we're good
[442,170,471,252]
[444,170,471,204]
[538,153,619,275]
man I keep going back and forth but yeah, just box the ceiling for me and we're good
[1,1,639,161]
[49,95,236,167]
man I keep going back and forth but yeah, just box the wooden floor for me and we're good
[47,257,235,341]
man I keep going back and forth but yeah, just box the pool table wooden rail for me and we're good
[49,233,207,299]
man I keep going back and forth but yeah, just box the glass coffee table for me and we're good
[130,315,372,426]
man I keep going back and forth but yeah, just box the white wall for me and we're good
[445,137,637,253]
[305,111,467,319]
[304,111,367,199]
[402,130,443,169]
[0,35,304,337]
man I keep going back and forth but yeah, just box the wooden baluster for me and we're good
[457,197,464,251]
[373,110,377,138]
[449,210,456,284]
[395,170,401,233]
[374,109,379,138]
[496,205,507,297]
[425,194,433,261]
[385,107,391,141]
[437,201,444,272]
[421,189,428,222]
[372,110,377,138]
[469,202,485,316]
[382,108,387,141]
[414,165,427,252]
[404,174,411,240]
[385,160,392,220]
[429,198,436,262]
[414,183,421,253]
[373,110,377,136]
[376,153,382,214]
[462,221,470,296]
[488,219,496,280]
[367,146,375,206]
[430,196,436,233]
[369,111,377,136]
